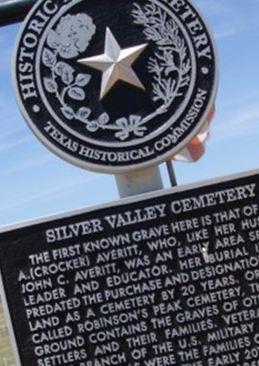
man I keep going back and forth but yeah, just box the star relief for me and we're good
[78,28,148,99]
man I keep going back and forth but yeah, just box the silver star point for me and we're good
[78,27,148,99]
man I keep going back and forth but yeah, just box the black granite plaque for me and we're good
[1,170,259,365]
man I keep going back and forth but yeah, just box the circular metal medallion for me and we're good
[14,0,218,173]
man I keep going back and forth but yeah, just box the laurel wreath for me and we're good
[132,1,191,107]
[42,5,191,141]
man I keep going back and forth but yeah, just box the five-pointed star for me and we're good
[78,28,148,99]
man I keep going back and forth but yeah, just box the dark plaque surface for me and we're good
[1,170,259,365]
[14,0,217,173]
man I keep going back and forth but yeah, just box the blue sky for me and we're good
[0,0,259,226]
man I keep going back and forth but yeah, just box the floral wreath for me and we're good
[42,2,191,142]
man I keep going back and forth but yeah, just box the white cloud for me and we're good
[195,0,259,41]
[195,0,230,17]
[212,105,259,143]
[214,25,238,41]
[0,175,100,213]
[0,155,54,176]
[0,135,33,153]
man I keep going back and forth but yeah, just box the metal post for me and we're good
[166,161,177,187]
[115,166,163,198]
[0,0,36,26]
